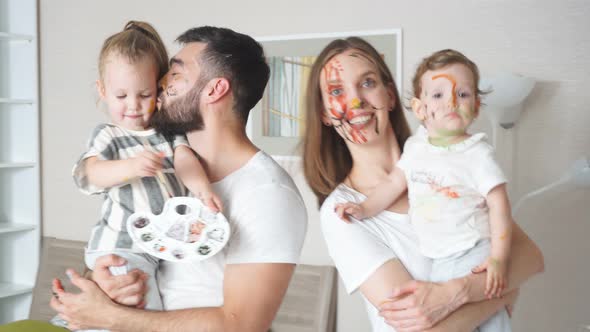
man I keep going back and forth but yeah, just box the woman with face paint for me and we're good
[302,40,544,331]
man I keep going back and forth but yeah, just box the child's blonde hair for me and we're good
[411,49,485,100]
[98,21,169,82]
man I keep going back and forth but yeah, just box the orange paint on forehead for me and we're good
[323,58,344,85]
[323,59,347,120]
[432,74,457,107]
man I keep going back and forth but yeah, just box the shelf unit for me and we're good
[0,0,40,323]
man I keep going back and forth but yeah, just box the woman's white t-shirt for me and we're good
[320,184,431,331]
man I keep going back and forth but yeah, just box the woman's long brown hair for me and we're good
[302,37,412,206]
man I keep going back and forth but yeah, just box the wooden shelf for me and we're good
[0,222,36,234]
[0,32,34,41]
[0,282,34,299]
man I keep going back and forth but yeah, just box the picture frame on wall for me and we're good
[247,29,403,156]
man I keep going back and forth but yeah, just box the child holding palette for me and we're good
[69,21,221,315]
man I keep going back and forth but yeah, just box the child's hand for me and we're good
[472,257,508,299]
[196,185,223,213]
[334,202,366,223]
[132,150,165,178]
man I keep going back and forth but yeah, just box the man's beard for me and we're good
[150,80,205,139]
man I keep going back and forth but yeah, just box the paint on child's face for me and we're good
[419,64,478,138]
[320,51,392,144]
[101,54,159,131]
[148,99,156,113]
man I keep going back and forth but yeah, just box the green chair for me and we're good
[0,320,67,332]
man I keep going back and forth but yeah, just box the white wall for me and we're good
[39,1,590,331]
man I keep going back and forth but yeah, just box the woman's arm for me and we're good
[423,289,519,332]
[466,221,543,301]
[361,260,468,331]
[368,221,543,330]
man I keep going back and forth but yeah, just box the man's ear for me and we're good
[411,97,426,121]
[96,80,106,99]
[205,78,231,104]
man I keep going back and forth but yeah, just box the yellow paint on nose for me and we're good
[350,98,361,109]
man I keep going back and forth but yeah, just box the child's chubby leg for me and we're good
[85,249,162,311]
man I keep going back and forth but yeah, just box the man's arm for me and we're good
[110,263,295,332]
[52,263,295,332]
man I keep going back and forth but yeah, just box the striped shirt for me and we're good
[73,123,188,251]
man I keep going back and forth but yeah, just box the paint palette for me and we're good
[126,197,230,262]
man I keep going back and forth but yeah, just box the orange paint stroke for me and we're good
[432,74,457,108]
[148,99,155,113]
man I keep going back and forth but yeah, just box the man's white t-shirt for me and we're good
[158,151,308,310]
[397,130,506,258]
[321,184,431,332]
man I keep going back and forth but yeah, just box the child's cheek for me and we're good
[148,99,156,114]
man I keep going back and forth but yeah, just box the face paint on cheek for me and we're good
[351,130,367,143]
[148,99,156,113]
[324,60,347,121]
[322,59,370,144]
[374,115,380,135]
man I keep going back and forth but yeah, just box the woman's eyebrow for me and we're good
[360,70,377,77]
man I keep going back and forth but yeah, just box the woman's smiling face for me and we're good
[319,49,394,144]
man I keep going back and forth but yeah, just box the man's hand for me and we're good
[91,254,148,307]
[378,279,469,331]
[50,269,119,330]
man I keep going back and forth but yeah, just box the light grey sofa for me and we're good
[30,237,337,332]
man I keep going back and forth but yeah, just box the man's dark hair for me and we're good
[177,26,270,123]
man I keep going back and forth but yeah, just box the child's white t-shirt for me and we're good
[397,128,506,258]
[157,151,308,310]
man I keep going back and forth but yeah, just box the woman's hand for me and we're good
[50,269,119,330]
[378,279,469,331]
[90,254,148,307]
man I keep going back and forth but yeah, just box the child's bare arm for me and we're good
[483,183,513,297]
[174,145,222,211]
[85,151,163,189]
[336,167,408,221]
[361,167,408,217]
